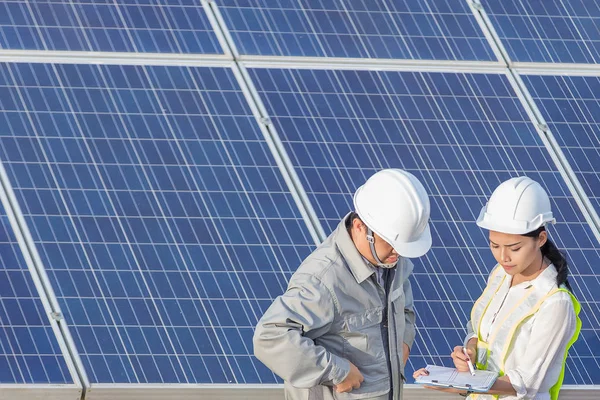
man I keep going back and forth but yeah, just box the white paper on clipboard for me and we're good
[415,365,498,392]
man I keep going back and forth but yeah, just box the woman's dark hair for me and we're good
[523,226,572,292]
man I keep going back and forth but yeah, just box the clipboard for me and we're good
[414,365,498,392]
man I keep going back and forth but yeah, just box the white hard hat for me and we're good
[476,176,555,234]
[353,169,432,258]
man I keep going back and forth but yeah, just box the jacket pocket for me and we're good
[341,309,385,366]
[338,310,390,399]
[390,287,405,311]
[333,376,390,400]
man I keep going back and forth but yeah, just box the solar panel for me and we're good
[1,0,599,394]
[0,186,73,384]
[246,67,600,384]
[522,74,600,229]
[0,0,222,54]
[0,62,315,384]
[217,0,496,60]
[481,0,600,63]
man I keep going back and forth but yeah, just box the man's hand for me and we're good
[334,362,364,393]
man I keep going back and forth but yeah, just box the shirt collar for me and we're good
[506,262,559,292]
[534,263,559,292]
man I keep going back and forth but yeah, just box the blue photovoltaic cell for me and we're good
[0,63,314,384]
[482,0,600,63]
[523,74,600,224]
[0,0,222,54]
[217,0,496,60]
[0,201,72,384]
[248,68,600,384]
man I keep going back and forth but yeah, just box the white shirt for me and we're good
[467,264,577,400]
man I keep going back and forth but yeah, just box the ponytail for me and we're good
[542,238,572,292]
[523,227,572,292]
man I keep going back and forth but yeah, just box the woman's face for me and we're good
[488,230,546,276]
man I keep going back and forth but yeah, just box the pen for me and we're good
[463,347,476,376]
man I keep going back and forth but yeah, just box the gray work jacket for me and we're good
[253,214,417,400]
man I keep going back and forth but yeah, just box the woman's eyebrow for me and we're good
[489,240,522,247]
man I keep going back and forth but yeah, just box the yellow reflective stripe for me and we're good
[474,266,506,341]
[549,291,581,400]
[472,265,503,314]
[468,394,498,400]
[498,288,561,372]
[475,342,490,370]
[486,286,535,347]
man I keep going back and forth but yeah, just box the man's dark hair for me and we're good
[345,212,360,232]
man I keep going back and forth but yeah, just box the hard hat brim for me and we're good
[392,224,432,258]
[476,206,555,234]
[475,218,530,235]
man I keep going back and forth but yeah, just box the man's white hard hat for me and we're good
[476,176,555,234]
[353,169,432,258]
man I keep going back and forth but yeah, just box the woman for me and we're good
[414,177,581,399]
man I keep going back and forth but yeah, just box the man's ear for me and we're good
[352,217,364,232]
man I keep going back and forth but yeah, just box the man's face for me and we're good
[371,231,398,265]
[353,219,398,266]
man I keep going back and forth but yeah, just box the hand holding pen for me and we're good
[451,338,477,375]
[463,347,476,376]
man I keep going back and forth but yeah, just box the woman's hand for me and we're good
[451,346,475,372]
[414,367,469,395]
[451,338,477,372]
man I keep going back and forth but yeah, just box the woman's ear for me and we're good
[538,230,548,248]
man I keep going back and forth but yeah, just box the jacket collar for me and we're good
[334,213,377,284]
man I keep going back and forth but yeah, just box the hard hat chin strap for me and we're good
[366,228,397,269]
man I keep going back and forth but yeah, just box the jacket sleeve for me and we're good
[253,273,350,388]
[403,277,416,349]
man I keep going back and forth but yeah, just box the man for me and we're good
[253,169,432,400]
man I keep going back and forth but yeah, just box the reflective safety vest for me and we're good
[468,265,581,400]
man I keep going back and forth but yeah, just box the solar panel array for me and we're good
[0,61,316,385]
[522,74,600,219]
[0,0,599,396]
[483,0,600,63]
[0,194,73,384]
[0,0,222,54]
[217,0,495,60]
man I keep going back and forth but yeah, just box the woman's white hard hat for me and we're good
[476,176,555,234]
